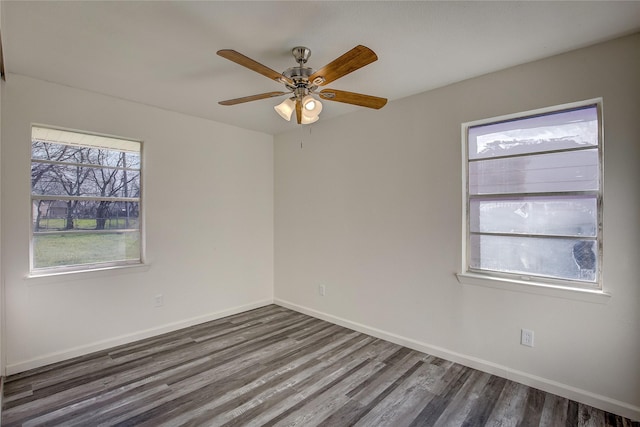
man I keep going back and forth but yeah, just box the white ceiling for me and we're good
[2,1,640,135]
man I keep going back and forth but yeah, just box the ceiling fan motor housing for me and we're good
[283,66,312,83]
[282,66,317,98]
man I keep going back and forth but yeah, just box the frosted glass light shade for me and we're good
[274,98,295,121]
[302,95,322,115]
[300,95,322,124]
[304,99,316,111]
[301,113,320,124]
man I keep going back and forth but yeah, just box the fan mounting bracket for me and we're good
[291,46,311,65]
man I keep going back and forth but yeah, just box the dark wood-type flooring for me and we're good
[2,305,638,426]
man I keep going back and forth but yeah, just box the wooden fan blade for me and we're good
[296,98,302,124]
[219,91,288,106]
[309,45,378,86]
[217,49,293,85]
[318,89,387,109]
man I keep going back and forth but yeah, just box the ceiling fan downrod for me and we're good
[282,47,317,100]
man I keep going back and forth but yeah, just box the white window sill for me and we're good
[456,272,611,304]
[26,262,151,285]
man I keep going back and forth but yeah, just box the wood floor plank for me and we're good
[578,402,606,427]
[483,379,530,426]
[108,338,303,426]
[24,383,172,427]
[538,393,569,426]
[427,369,492,426]
[122,327,363,426]
[346,349,425,405]
[149,333,364,425]
[241,358,372,427]
[3,304,638,427]
[260,358,380,426]
[352,362,438,426]
[328,359,425,425]
[408,364,475,426]
[519,386,546,427]
[461,374,508,426]
[163,333,373,427]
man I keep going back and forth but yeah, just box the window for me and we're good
[463,101,602,289]
[30,126,142,274]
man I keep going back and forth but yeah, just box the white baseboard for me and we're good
[274,298,640,422]
[6,299,274,375]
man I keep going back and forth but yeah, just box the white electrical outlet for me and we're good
[154,294,164,307]
[318,284,326,296]
[521,329,534,347]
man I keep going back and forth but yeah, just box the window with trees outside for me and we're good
[463,101,602,289]
[31,126,142,274]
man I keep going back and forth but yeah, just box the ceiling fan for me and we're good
[217,45,387,124]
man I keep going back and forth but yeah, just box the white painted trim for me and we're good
[274,298,640,422]
[6,299,273,375]
[456,272,611,304]
[26,261,151,281]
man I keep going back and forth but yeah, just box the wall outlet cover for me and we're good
[521,329,534,347]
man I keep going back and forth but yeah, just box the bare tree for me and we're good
[88,149,138,230]
[31,141,73,230]
[53,147,92,229]
[31,141,74,189]
[32,140,140,231]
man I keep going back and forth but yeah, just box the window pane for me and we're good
[122,152,140,169]
[33,200,140,231]
[469,149,598,195]
[469,234,597,282]
[469,105,598,160]
[31,126,142,273]
[31,164,140,198]
[32,231,140,269]
[31,141,140,170]
[31,141,80,162]
[470,195,597,237]
[90,169,141,198]
[87,148,131,168]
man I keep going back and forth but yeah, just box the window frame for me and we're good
[29,124,145,276]
[460,99,604,292]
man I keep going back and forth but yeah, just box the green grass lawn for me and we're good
[33,232,140,269]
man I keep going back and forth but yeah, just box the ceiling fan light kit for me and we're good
[217,45,387,125]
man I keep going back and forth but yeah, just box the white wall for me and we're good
[0,78,3,381]
[0,0,5,379]
[1,32,638,420]
[1,74,274,373]
[274,33,640,419]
